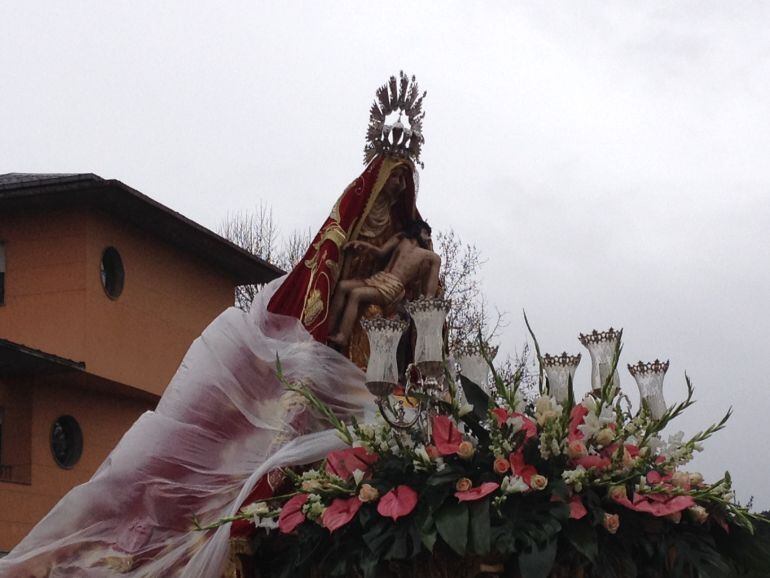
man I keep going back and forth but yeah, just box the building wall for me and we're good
[0,207,236,396]
[0,209,88,364]
[0,374,156,551]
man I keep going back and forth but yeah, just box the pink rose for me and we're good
[567,440,587,459]
[609,485,628,502]
[493,457,510,474]
[455,477,473,492]
[358,483,379,503]
[530,474,548,491]
[603,513,620,534]
[457,441,475,460]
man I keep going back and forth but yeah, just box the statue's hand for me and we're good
[344,241,366,252]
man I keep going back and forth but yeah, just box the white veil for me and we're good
[0,277,374,577]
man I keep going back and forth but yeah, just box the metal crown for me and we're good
[364,71,426,167]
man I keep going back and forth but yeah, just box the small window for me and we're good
[0,242,5,305]
[50,415,83,469]
[100,247,124,299]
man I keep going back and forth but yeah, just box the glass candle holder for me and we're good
[405,298,451,379]
[578,328,623,392]
[628,359,670,420]
[542,352,581,403]
[453,342,498,393]
[361,317,408,397]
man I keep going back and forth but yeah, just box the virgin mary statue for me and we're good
[0,73,428,577]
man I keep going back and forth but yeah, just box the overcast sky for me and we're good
[2,2,769,509]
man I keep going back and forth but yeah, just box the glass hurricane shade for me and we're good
[628,360,670,420]
[454,343,498,393]
[543,353,581,403]
[405,298,451,375]
[361,317,408,396]
[579,328,623,391]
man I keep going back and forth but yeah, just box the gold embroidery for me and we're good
[302,288,324,326]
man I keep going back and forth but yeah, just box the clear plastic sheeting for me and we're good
[0,278,374,577]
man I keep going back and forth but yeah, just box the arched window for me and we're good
[50,416,83,469]
[100,247,125,299]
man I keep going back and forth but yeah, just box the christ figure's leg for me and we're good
[328,286,384,347]
[328,279,365,337]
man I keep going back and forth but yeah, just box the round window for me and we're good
[100,247,125,299]
[50,416,83,468]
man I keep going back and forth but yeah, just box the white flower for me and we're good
[577,399,615,440]
[458,402,474,417]
[257,517,279,531]
[507,415,524,431]
[352,469,365,486]
[501,475,529,494]
[562,466,588,492]
[241,502,270,517]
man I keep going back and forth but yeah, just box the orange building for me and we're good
[0,173,282,553]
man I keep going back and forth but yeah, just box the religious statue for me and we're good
[327,218,441,348]
[267,72,429,366]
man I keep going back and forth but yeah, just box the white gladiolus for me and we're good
[501,475,529,494]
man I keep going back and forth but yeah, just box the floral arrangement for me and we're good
[199,338,770,578]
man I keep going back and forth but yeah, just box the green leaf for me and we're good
[459,374,490,421]
[563,521,598,564]
[518,538,558,578]
[415,508,438,552]
[425,466,462,486]
[469,499,491,556]
[435,501,469,556]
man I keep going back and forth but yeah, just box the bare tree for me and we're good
[217,203,310,310]
[435,229,536,396]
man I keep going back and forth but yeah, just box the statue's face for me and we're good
[383,167,408,196]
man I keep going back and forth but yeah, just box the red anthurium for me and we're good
[612,491,695,517]
[455,482,500,502]
[574,454,612,471]
[604,443,640,458]
[491,409,537,441]
[431,415,463,455]
[509,450,538,485]
[278,494,309,534]
[322,496,363,532]
[569,495,588,520]
[377,485,418,521]
[491,407,509,427]
[326,447,378,480]
[512,412,538,440]
[568,405,589,442]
